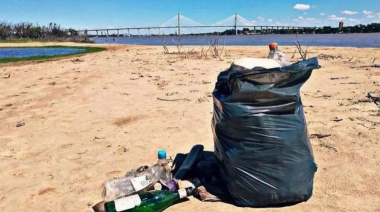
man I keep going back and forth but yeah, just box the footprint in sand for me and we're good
[38,187,56,195]
[114,116,144,126]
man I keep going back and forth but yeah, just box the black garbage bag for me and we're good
[212,58,319,207]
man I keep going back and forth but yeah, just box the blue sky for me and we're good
[1,0,380,30]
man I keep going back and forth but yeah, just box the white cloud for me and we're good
[348,18,358,22]
[306,18,316,21]
[367,15,375,18]
[363,10,373,15]
[298,16,304,19]
[328,15,346,21]
[304,12,307,15]
[320,13,326,16]
[341,10,358,15]
[267,19,273,22]
[293,4,311,10]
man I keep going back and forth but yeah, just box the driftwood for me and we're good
[310,134,331,139]
[157,97,191,102]
[366,93,380,105]
[357,64,380,68]
[331,77,349,80]
[317,53,343,60]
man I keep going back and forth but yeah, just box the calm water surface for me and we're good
[0,47,85,59]
[94,33,380,48]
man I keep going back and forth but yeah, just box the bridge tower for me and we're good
[234,13,237,35]
[177,13,181,36]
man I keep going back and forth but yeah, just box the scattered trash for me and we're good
[195,186,220,202]
[103,149,172,202]
[173,145,203,180]
[95,56,321,211]
[104,187,194,212]
[267,42,290,66]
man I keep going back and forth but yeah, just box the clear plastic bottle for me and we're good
[103,150,172,201]
[267,42,290,66]
[152,149,173,189]
[103,172,151,202]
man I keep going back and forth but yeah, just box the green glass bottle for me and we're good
[104,187,194,212]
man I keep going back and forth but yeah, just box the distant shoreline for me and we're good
[91,33,380,48]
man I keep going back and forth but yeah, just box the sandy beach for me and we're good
[1,42,379,211]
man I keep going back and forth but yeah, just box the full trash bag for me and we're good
[212,57,319,207]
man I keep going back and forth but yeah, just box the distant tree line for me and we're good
[0,21,79,40]
[219,23,380,35]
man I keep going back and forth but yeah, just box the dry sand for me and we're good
[0,42,379,212]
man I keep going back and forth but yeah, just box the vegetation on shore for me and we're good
[0,21,91,43]
[0,46,106,63]
[207,23,380,35]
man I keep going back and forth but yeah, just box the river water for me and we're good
[94,33,380,48]
[0,47,85,59]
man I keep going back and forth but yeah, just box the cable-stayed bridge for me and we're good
[75,14,320,36]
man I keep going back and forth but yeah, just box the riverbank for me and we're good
[0,42,379,211]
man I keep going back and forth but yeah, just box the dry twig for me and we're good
[157,97,191,102]
[172,37,183,53]
[294,34,307,60]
